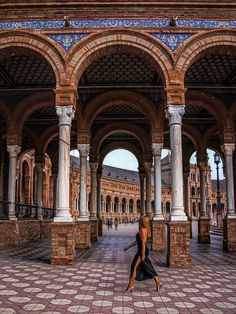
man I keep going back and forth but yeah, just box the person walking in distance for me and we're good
[115,217,119,230]
[124,215,163,292]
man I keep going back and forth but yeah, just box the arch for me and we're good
[67,30,173,88]
[81,90,158,131]
[176,30,236,76]
[0,31,65,87]
[90,122,151,156]
[38,125,58,155]
[129,199,134,214]
[98,142,143,170]
[182,124,202,152]
[166,201,171,213]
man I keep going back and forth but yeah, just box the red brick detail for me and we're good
[75,221,91,249]
[198,218,211,244]
[51,222,76,266]
[67,30,173,87]
[98,219,103,237]
[167,222,192,268]
[223,218,236,251]
[0,220,51,250]
[151,220,166,251]
[90,220,98,242]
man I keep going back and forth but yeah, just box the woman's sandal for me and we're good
[125,286,134,292]
[157,282,163,291]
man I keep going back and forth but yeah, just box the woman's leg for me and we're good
[126,257,141,291]
[153,276,163,291]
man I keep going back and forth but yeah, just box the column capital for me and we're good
[77,143,90,157]
[165,105,185,126]
[222,143,235,156]
[56,105,75,126]
[152,143,163,157]
[90,162,98,173]
[7,145,21,158]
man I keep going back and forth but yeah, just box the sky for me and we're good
[71,148,224,180]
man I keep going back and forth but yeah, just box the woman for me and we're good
[124,215,163,292]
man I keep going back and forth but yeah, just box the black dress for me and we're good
[130,232,158,281]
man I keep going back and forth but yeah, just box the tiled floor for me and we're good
[0,221,236,313]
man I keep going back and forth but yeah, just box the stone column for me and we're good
[166,105,191,268]
[151,143,166,251]
[139,171,145,216]
[197,158,210,243]
[144,162,152,219]
[76,144,91,249]
[52,173,58,209]
[54,106,74,222]
[7,145,21,220]
[90,162,98,242]
[222,144,236,251]
[35,162,44,220]
[97,172,103,236]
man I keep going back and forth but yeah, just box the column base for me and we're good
[90,220,98,242]
[98,218,103,236]
[151,220,166,251]
[223,217,236,251]
[198,217,211,244]
[75,221,91,249]
[167,221,192,268]
[51,222,76,265]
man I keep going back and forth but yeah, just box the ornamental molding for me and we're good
[150,33,192,51]
[47,33,88,51]
[0,19,236,30]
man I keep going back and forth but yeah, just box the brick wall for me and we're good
[0,220,51,249]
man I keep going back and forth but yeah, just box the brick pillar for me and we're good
[167,221,191,268]
[75,221,91,249]
[223,218,236,251]
[198,218,211,244]
[90,220,98,242]
[152,220,166,251]
[51,222,76,265]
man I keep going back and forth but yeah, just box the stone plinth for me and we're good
[151,220,166,251]
[198,217,211,243]
[75,221,91,249]
[51,222,76,265]
[90,220,98,242]
[98,218,103,236]
[167,222,192,268]
[223,217,236,251]
[0,220,51,249]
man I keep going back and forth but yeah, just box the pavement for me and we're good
[0,221,236,313]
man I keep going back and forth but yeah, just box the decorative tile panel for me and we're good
[47,33,88,51]
[150,33,193,51]
[0,19,236,30]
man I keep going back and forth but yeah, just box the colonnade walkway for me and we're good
[0,222,236,313]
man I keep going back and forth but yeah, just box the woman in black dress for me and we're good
[124,215,163,292]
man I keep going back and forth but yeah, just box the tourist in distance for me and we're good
[124,215,163,292]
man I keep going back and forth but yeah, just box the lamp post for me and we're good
[214,153,221,228]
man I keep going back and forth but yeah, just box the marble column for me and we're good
[222,144,235,217]
[52,173,58,209]
[139,171,145,216]
[152,143,164,220]
[144,161,152,219]
[78,144,90,220]
[198,161,207,217]
[90,162,98,220]
[96,172,102,219]
[54,105,74,222]
[35,162,44,220]
[166,105,187,221]
[7,145,21,220]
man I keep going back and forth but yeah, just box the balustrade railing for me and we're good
[0,200,56,220]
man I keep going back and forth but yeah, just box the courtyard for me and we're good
[0,222,236,314]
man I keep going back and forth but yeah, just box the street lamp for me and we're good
[214,153,221,228]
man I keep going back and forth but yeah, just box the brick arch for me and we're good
[176,30,236,75]
[12,93,55,134]
[182,124,202,152]
[80,90,158,131]
[0,31,66,87]
[90,122,151,156]
[229,99,236,127]
[186,91,228,131]
[0,100,12,131]
[202,125,219,147]
[38,125,59,155]
[66,30,173,88]
[98,141,143,170]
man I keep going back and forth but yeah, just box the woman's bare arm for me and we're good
[140,228,147,261]
[124,240,137,251]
